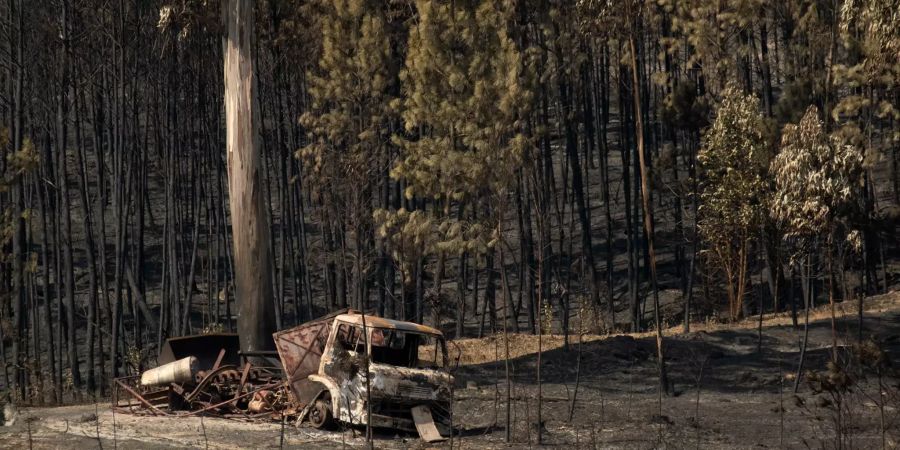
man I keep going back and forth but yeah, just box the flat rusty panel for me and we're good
[273,321,330,383]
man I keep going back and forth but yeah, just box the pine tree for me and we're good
[834,0,900,202]
[392,0,530,205]
[299,0,397,311]
[376,0,533,327]
[1,132,39,400]
[662,0,767,93]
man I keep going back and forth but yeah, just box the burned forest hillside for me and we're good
[0,1,899,445]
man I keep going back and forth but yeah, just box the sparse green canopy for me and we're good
[697,84,769,319]
[374,208,489,281]
[832,0,900,149]
[698,85,768,247]
[770,106,864,241]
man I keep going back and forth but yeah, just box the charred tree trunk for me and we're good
[10,0,27,400]
[629,32,669,396]
[58,0,82,397]
[557,66,601,317]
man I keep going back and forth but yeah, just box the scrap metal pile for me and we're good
[113,309,453,442]
[113,333,290,420]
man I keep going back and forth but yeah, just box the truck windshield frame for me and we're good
[333,321,448,370]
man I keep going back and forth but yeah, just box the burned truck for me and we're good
[274,310,453,440]
[114,309,453,442]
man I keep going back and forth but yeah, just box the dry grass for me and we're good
[449,290,900,366]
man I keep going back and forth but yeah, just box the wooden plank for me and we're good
[411,405,445,443]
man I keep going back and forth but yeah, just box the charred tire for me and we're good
[308,398,333,429]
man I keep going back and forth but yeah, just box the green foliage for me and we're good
[697,85,769,319]
[832,0,900,154]
[839,0,900,66]
[391,0,531,204]
[299,0,395,219]
[4,138,38,181]
[376,0,533,277]
[0,209,14,261]
[540,299,553,335]
[374,208,489,281]
[260,0,323,62]
[770,106,864,243]
[774,78,815,125]
[157,0,220,41]
[698,86,769,248]
[297,0,399,307]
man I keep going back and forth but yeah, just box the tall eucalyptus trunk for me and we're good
[223,0,276,352]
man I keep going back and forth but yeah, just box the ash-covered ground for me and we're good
[3,292,899,449]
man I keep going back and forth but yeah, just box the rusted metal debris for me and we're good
[114,309,454,442]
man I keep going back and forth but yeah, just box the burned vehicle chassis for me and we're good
[274,310,453,436]
[114,309,453,442]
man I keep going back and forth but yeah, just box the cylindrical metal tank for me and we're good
[140,356,199,386]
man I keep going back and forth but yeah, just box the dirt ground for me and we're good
[3,292,900,449]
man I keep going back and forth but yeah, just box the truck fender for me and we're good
[307,374,341,417]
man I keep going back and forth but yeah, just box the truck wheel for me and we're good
[308,398,333,429]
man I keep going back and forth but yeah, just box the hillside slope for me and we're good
[3,291,899,449]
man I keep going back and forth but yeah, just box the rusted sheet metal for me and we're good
[274,321,331,407]
[274,321,330,383]
[237,362,252,395]
[114,375,170,409]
